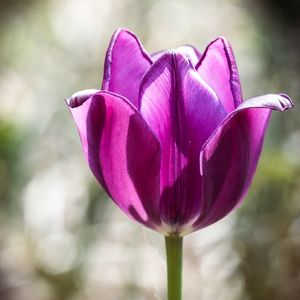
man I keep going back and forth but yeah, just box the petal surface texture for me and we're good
[68,91,162,229]
[197,37,242,113]
[139,51,227,231]
[194,94,293,230]
[102,29,152,107]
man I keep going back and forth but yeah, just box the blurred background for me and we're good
[0,0,300,299]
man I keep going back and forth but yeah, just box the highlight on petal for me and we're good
[102,28,152,107]
[67,91,162,230]
[139,51,227,231]
[193,94,293,230]
[151,44,201,67]
[66,89,99,108]
[196,37,242,112]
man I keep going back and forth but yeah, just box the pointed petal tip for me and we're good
[66,89,99,108]
[217,36,229,42]
[109,28,148,51]
[213,36,226,43]
[200,37,232,55]
[202,36,231,50]
[112,27,134,38]
[279,93,294,111]
[238,93,294,113]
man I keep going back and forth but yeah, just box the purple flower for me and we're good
[67,29,293,236]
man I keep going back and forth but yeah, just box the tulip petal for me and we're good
[194,94,293,230]
[177,45,202,66]
[196,37,242,112]
[139,51,227,230]
[67,89,100,108]
[67,90,162,229]
[102,28,152,107]
[152,45,201,67]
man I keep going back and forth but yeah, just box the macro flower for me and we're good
[66,28,293,237]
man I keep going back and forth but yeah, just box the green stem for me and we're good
[165,235,183,300]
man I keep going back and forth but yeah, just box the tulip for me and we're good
[66,28,293,300]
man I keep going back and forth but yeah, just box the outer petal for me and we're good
[196,37,242,113]
[102,28,152,107]
[67,90,162,230]
[151,45,201,67]
[193,94,293,230]
[139,51,227,231]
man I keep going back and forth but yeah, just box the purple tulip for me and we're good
[66,29,293,236]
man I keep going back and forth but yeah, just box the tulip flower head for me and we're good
[67,29,293,237]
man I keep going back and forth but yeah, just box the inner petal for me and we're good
[139,51,226,228]
[151,44,201,67]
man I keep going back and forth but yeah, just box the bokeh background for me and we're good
[0,0,300,299]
